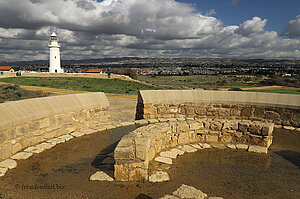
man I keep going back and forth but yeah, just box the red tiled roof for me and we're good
[0,66,13,71]
[86,69,103,73]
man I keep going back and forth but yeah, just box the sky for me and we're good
[0,0,299,61]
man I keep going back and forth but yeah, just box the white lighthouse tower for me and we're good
[48,31,63,73]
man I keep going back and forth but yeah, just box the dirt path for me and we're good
[241,85,283,90]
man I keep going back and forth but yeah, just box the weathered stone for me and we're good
[173,184,207,199]
[189,122,203,130]
[155,156,172,165]
[0,167,8,177]
[158,118,169,122]
[59,134,74,142]
[36,142,55,150]
[219,133,232,143]
[170,148,185,156]
[262,123,274,136]
[283,126,296,131]
[135,120,149,125]
[260,136,273,148]
[149,171,170,182]
[90,171,114,182]
[11,152,33,160]
[199,143,212,149]
[47,137,65,145]
[105,125,117,130]
[160,151,178,159]
[236,144,249,150]
[248,145,268,154]
[178,145,197,153]
[24,146,44,154]
[191,144,202,149]
[210,121,222,131]
[222,120,238,130]
[210,143,226,149]
[238,121,249,132]
[135,138,151,161]
[227,144,236,149]
[114,146,135,160]
[248,122,263,135]
[119,121,135,127]
[0,159,17,169]
[82,129,96,135]
[205,135,218,143]
[234,131,243,138]
[159,195,180,199]
[274,125,282,129]
[296,128,300,132]
[71,131,85,137]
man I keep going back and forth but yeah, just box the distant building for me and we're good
[48,31,63,73]
[0,66,15,75]
[86,69,103,74]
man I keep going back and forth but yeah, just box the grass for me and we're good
[0,84,51,103]
[246,88,300,95]
[0,77,159,95]
[138,75,264,89]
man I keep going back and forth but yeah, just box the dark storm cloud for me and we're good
[0,0,299,61]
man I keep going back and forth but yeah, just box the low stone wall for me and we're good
[21,72,134,81]
[136,90,300,127]
[0,92,110,161]
[114,118,274,181]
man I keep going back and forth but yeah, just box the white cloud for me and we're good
[0,0,299,61]
[282,15,300,37]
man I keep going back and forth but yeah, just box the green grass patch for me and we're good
[0,77,159,95]
[246,88,300,95]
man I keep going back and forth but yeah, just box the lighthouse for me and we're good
[48,31,63,73]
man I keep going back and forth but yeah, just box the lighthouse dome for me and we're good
[51,32,57,37]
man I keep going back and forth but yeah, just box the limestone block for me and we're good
[167,118,177,122]
[236,144,249,150]
[134,120,149,125]
[82,129,96,135]
[203,121,211,129]
[105,125,117,130]
[191,144,202,149]
[219,133,232,143]
[227,144,236,149]
[155,156,172,165]
[114,164,128,181]
[283,126,296,131]
[0,159,17,169]
[149,171,170,183]
[114,146,135,160]
[147,119,159,124]
[177,132,189,145]
[11,152,33,160]
[71,131,85,137]
[238,121,250,132]
[210,143,226,149]
[210,121,222,131]
[189,122,203,130]
[36,142,55,150]
[260,136,273,148]
[199,143,212,149]
[195,129,209,134]
[248,122,263,135]
[205,135,218,143]
[119,122,135,127]
[248,145,268,154]
[160,151,178,159]
[135,138,151,161]
[116,136,134,147]
[178,145,197,153]
[0,167,8,177]
[223,120,239,130]
[47,137,65,145]
[234,131,243,138]
[24,146,44,154]
[158,118,168,123]
[90,171,114,182]
[173,184,207,199]
[170,148,185,156]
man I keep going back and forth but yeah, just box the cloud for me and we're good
[0,0,299,61]
[282,15,300,37]
[234,17,267,36]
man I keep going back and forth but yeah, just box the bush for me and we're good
[110,67,137,79]
[229,87,242,91]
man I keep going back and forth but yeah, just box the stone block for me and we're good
[205,135,218,143]
[90,171,114,182]
[222,120,238,130]
[177,132,189,145]
[219,133,232,143]
[189,122,203,130]
[135,138,151,161]
[58,134,74,141]
[11,152,33,160]
[24,146,44,154]
[227,144,236,149]
[236,144,249,150]
[248,145,268,154]
[36,142,55,150]
[0,167,8,177]
[128,167,148,181]
[160,151,178,159]
[114,146,135,160]
[210,143,226,149]
[238,121,250,132]
[0,159,17,169]
[71,131,85,137]
[170,148,185,156]
[149,171,170,183]
[134,120,149,125]
[173,184,207,199]
[114,164,128,181]
[210,121,222,131]
[260,136,273,148]
[155,156,172,165]
[178,145,197,153]
[199,143,212,149]
[248,122,263,135]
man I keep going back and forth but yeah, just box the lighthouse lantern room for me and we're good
[48,31,63,73]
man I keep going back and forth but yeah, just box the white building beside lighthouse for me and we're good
[48,31,63,73]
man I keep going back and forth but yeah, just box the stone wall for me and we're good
[0,92,110,161]
[114,118,274,181]
[136,90,300,127]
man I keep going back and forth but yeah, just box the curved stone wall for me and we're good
[0,92,110,161]
[136,90,300,127]
[114,118,274,181]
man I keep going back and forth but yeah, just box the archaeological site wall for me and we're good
[114,118,274,181]
[136,90,300,127]
[0,92,110,161]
